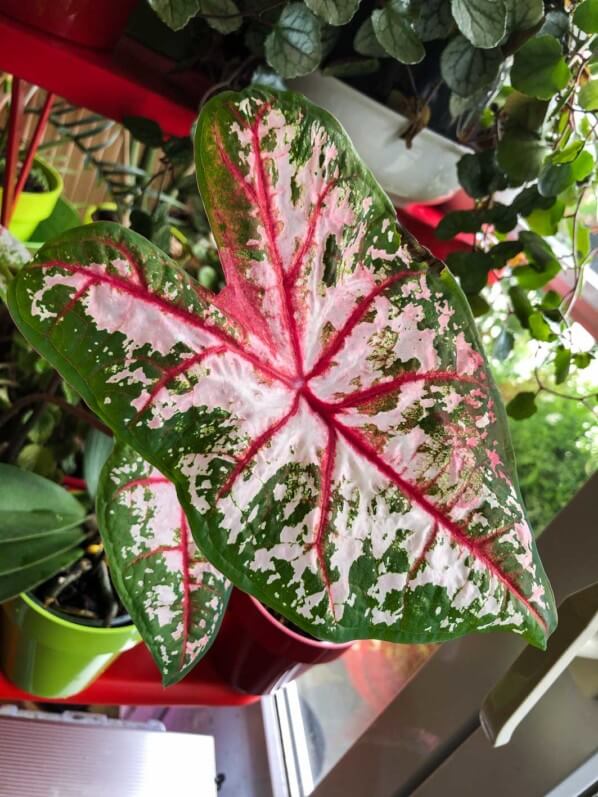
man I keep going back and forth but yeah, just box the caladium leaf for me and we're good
[8,88,557,649]
[97,443,230,685]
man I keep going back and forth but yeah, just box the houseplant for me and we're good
[137,1,597,419]
[4,87,557,696]
[0,157,63,241]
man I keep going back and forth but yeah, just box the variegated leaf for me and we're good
[97,443,230,685]
[8,88,556,648]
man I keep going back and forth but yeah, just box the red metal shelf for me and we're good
[0,643,259,707]
[0,12,203,135]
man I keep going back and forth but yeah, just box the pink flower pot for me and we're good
[210,589,352,695]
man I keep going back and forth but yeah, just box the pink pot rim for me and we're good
[247,593,353,651]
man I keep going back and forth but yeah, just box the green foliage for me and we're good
[505,391,598,533]
[371,0,425,64]
[0,464,86,601]
[265,3,322,78]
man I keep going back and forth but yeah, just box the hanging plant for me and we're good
[8,88,556,652]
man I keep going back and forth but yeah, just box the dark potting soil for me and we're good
[33,536,127,628]
[0,165,48,194]
[92,208,119,222]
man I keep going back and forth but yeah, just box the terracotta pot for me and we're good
[0,0,139,50]
[210,589,352,695]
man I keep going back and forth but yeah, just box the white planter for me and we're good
[288,74,469,206]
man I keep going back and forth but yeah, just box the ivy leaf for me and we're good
[497,129,546,184]
[147,0,201,30]
[199,0,242,34]
[9,88,556,649]
[505,0,544,32]
[446,250,494,294]
[441,34,502,96]
[494,329,515,361]
[305,0,360,25]
[451,0,507,48]
[573,352,593,369]
[507,392,537,420]
[265,3,322,78]
[554,346,571,385]
[457,151,508,198]
[526,198,565,236]
[97,443,230,685]
[573,0,598,34]
[354,17,388,57]
[528,311,556,342]
[579,80,598,110]
[511,36,571,100]
[372,0,425,64]
[509,285,533,329]
[410,0,454,41]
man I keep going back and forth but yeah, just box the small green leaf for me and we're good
[528,311,556,341]
[526,199,565,235]
[147,0,200,30]
[446,250,494,294]
[451,0,507,48]
[497,129,547,183]
[571,150,594,181]
[511,36,571,100]
[410,0,453,41]
[507,391,537,420]
[435,208,488,238]
[573,0,598,34]
[505,0,544,32]
[579,80,598,110]
[554,346,571,384]
[510,185,555,216]
[372,0,425,64]
[539,10,569,40]
[538,161,574,197]
[515,260,560,289]
[502,92,548,132]
[200,0,242,34]
[549,140,584,164]
[354,17,388,57]
[441,34,502,96]
[457,150,508,198]
[509,285,533,329]
[467,292,490,316]
[573,351,593,369]
[540,290,561,310]
[494,329,515,360]
[265,3,322,78]
[123,116,164,148]
[305,0,360,25]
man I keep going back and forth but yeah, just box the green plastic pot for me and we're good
[0,593,140,699]
[0,157,63,242]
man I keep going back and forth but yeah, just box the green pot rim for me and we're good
[19,591,137,637]
[26,156,63,197]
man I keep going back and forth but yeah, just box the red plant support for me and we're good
[1,77,24,228]
[10,90,55,221]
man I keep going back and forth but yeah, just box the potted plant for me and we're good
[3,87,557,698]
[0,157,63,241]
[0,463,140,699]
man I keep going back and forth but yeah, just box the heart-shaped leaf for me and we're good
[8,88,556,649]
[97,444,230,685]
[305,0,361,26]
[451,0,508,48]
